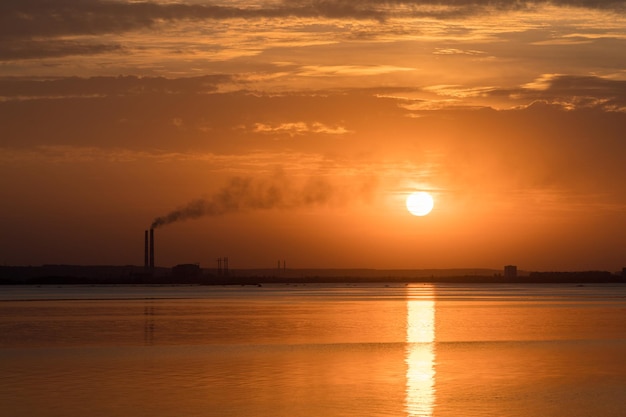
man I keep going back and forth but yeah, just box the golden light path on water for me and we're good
[405,285,436,417]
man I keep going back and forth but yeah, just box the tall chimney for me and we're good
[144,230,149,270]
[149,228,155,269]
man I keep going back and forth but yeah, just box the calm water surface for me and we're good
[1,283,626,416]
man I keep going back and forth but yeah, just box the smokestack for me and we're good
[144,230,149,270]
[149,228,155,269]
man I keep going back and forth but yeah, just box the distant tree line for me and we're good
[526,270,620,283]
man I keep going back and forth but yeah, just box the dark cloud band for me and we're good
[2,0,624,39]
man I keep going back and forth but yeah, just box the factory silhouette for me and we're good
[1,228,625,285]
[141,227,229,283]
[134,229,625,284]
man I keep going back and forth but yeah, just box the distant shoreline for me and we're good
[1,265,624,285]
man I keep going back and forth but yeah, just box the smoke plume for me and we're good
[150,174,369,229]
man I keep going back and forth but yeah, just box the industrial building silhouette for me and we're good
[0,230,623,285]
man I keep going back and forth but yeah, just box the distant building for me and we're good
[172,263,201,280]
[622,268,626,280]
[504,265,517,279]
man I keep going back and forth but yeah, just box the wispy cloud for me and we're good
[424,84,495,98]
[507,74,626,111]
[433,48,486,55]
[299,65,415,77]
[253,122,351,136]
[0,39,123,61]
[0,75,234,100]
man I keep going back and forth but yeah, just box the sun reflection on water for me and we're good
[405,286,436,417]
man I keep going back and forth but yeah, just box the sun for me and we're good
[406,192,434,216]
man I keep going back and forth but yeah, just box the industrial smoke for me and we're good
[150,173,377,229]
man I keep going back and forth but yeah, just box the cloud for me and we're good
[0,74,233,99]
[2,0,624,66]
[2,0,624,40]
[0,0,382,40]
[433,48,487,55]
[299,65,415,77]
[501,74,626,111]
[424,84,495,99]
[0,40,123,61]
[253,122,351,136]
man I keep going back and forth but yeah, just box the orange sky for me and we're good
[1,0,625,271]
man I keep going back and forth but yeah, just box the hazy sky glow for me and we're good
[1,0,625,270]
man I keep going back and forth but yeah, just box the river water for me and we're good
[1,283,625,416]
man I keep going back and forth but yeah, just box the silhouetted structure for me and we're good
[2,265,624,285]
[217,257,228,277]
[527,270,614,283]
[143,228,156,274]
[216,257,229,277]
[504,265,517,279]
[149,228,155,270]
[144,230,149,271]
[172,263,201,280]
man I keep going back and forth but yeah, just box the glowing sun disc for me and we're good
[406,192,434,216]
